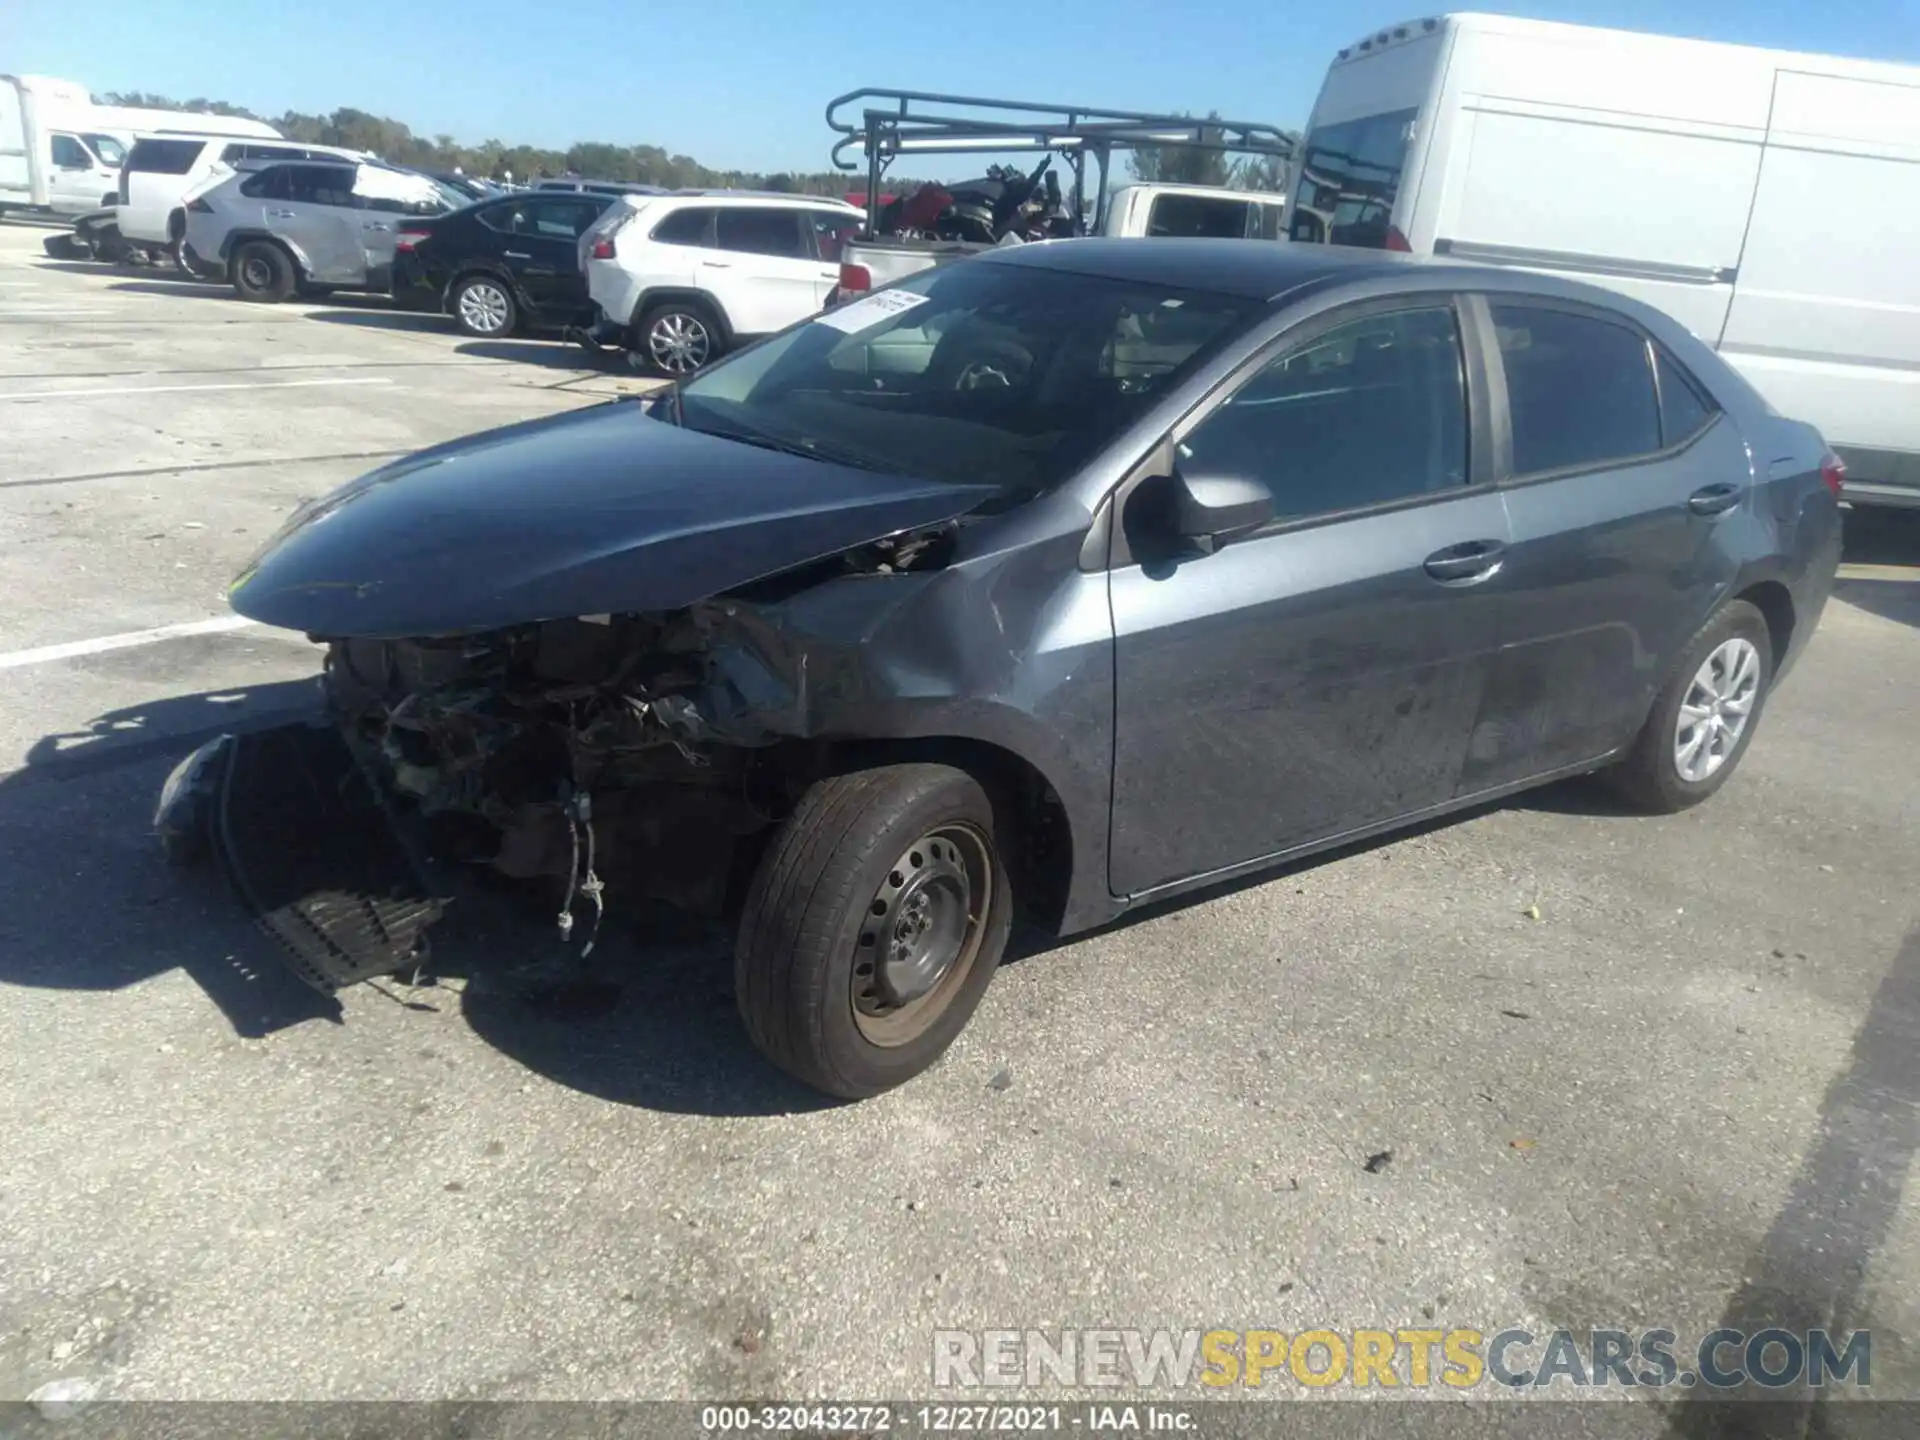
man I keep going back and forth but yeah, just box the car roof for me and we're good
[977,237,1681,318]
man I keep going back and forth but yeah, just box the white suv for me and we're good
[579,192,862,375]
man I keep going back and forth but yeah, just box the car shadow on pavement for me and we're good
[1664,925,1918,1438]
[455,339,619,371]
[0,684,831,1116]
[107,279,235,300]
[303,306,449,334]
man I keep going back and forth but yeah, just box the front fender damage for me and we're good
[160,541,961,993]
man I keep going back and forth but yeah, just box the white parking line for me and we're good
[0,376,394,402]
[0,615,256,671]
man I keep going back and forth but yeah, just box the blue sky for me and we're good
[8,0,1918,173]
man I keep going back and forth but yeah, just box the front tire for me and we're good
[735,764,1013,1099]
[636,300,721,377]
[1605,599,1773,813]
[231,241,297,303]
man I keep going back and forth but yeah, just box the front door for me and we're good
[1108,301,1510,897]
[1463,298,1746,789]
[47,132,111,214]
[711,207,826,335]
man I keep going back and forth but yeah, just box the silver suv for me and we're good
[183,160,457,302]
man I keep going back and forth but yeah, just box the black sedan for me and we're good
[391,191,616,337]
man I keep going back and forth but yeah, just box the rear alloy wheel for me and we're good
[231,241,297,303]
[734,764,1012,1099]
[453,275,516,337]
[639,303,717,377]
[1605,599,1774,813]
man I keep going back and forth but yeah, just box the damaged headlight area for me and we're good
[163,604,833,992]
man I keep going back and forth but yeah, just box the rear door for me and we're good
[711,206,822,335]
[1465,296,1746,790]
[275,165,364,282]
[497,195,609,318]
[803,208,860,305]
[119,137,207,241]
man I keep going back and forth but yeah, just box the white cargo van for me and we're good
[1,74,126,216]
[1289,13,1920,507]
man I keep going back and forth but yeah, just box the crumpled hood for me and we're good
[227,401,1000,638]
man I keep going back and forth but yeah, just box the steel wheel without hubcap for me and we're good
[852,822,993,1046]
[647,311,712,374]
[239,254,275,291]
[458,280,512,334]
[1674,637,1761,783]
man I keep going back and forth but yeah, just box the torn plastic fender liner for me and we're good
[156,723,448,992]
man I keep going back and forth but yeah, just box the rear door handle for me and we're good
[265,208,296,219]
[503,250,530,259]
[1423,539,1506,584]
[1688,483,1741,516]
[700,259,732,269]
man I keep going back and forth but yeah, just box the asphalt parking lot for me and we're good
[1,216,1917,1420]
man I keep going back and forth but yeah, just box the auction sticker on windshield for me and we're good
[815,289,932,333]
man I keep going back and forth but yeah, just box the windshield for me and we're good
[1289,107,1417,247]
[83,134,127,166]
[676,262,1256,495]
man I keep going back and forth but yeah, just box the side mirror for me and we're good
[1172,467,1273,548]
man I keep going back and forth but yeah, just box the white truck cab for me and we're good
[1289,12,1920,506]
[1,75,125,216]
[1101,182,1287,240]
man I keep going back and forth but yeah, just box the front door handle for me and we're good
[503,250,530,259]
[700,259,732,269]
[1688,482,1741,516]
[1423,539,1506,584]
[265,208,296,219]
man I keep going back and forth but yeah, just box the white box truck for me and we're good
[1288,13,1920,508]
[1,74,126,217]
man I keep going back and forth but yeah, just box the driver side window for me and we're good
[1178,305,1468,524]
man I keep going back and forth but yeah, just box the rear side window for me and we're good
[126,138,204,175]
[1146,194,1254,239]
[806,209,859,261]
[1491,304,1660,475]
[1179,305,1469,522]
[1655,346,1718,446]
[284,166,359,208]
[1290,108,1416,247]
[239,167,291,200]
[650,206,712,246]
[715,207,805,259]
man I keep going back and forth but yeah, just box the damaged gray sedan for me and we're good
[161,240,1841,1097]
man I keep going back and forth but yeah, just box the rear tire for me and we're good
[636,300,722,377]
[1604,599,1773,814]
[452,274,517,337]
[231,240,298,303]
[735,764,1012,1099]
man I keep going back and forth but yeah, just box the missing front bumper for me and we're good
[156,723,449,992]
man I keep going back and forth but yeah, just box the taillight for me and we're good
[394,230,431,253]
[1384,224,1412,252]
[185,196,213,214]
[589,237,616,260]
[1820,452,1846,498]
[838,262,873,295]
